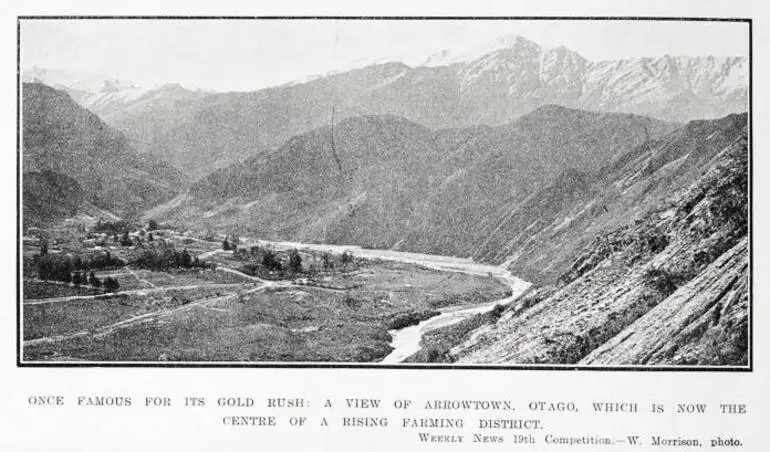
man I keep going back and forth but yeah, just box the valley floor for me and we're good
[22,233,515,363]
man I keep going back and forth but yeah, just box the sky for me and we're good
[21,19,750,92]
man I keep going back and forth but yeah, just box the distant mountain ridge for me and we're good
[147,106,680,256]
[24,34,747,179]
[21,82,186,225]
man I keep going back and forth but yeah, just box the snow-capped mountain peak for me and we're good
[420,33,541,67]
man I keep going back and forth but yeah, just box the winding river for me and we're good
[252,239,531,363]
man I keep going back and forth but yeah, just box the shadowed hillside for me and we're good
[22,82,186,224]
[149,106,677,255]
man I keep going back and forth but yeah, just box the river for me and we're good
[251,239,531,363]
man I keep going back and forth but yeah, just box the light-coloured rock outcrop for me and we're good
[581,238,747,365]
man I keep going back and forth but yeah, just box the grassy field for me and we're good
[23,227,510,362]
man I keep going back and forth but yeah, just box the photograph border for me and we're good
[15,15,753,372]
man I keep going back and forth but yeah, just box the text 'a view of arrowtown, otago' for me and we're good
[25,394,749,446]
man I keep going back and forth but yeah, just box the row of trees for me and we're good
[35,252,125,282]
[236,246,298,273]
[90,218,164,247]
[36,257,121,291]
[237,245,356,277]
[131,248,212,271]
[93,220,131,235]
[95,230,159,248]
[93,219,161,235]
[71,271,120,291]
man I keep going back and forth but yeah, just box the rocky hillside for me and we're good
[26,35,746,178]
[476,112,749,284]
[451,120,748,366]
[148,107,676,253]
[22,82,186,224]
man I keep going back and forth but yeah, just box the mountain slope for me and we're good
[473,112,748,284]
[22,82,186,223]
[149,114,456,248]
[22,171,85,227]
[149,107,677,255]
[451,113,748,365]
[395,106,677,257]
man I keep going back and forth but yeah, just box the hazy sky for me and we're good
[21,19,749,91]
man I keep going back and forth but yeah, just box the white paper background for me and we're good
[1,1,767,450]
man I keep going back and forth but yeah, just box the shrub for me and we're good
[643,267,684,297]
[425,347,444,363]
[289,249,302,273]
[89,271,101,288]
[322,252,334,271]
[104,277,120,292]
[489,304,506,319]
[343,294,360,308]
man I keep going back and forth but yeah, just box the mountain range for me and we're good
[23,34,747,179]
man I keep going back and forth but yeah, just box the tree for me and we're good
[89,271,101,288]
[224,234,239,252]
[148,232,154,242]
[104,277,120,292]
[148,219,159,231]
[181,249,193,268]
[262,249,281,271]
[322,252,334,271]
[289,249,302,274]
[72,272,82,286]
[341,250,354,266]
[39,238,48,256]
[120,231,132,246]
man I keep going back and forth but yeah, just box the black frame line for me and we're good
[15,15,754,371]
[16,16,752,21]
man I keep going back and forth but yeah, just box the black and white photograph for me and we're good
[18,17,750,368]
